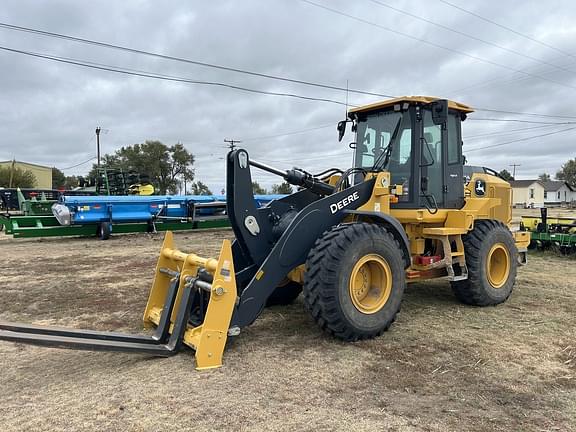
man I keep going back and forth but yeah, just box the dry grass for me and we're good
[0,226,575,432]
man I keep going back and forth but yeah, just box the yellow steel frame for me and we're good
[333,171,526,284]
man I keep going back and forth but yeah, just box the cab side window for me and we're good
[447,115,460,165]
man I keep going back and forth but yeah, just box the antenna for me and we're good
[345,79,349,116]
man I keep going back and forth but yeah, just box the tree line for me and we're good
[5,143,575,192]
[1,140,295,195]
[497,158,576,187]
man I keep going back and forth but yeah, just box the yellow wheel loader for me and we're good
[0,96,530,369]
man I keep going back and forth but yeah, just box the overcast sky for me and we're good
[1,0,575,192]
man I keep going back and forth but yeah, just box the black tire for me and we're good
[303,223,406,341]
[97,222,112,240]
[451,220,517,306]
[266,280,303,306]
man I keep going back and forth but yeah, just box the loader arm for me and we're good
[224,149,375,327]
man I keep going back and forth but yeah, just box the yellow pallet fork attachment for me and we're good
[144,231,238,369]
[0,232,238,370]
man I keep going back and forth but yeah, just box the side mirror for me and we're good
[431,99,448,125]
[337,120,347,142]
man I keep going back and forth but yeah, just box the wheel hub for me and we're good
[349,254,392,314]
[486,243,511,289]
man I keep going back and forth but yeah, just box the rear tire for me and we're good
[266,280,302,306]
[451,220,517,306]
[303,223,406,341]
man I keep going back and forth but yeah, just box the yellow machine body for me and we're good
[285,171,529,285]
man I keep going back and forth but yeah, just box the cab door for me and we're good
[420,108,445,208]
[443,114,465,209]
[419,108,464,210]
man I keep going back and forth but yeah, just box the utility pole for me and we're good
[96,126,102,169]
[509,163,521,178]
[8,158,15,188]
[224,138,241,151]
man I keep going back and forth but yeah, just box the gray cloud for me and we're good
[1,0,575,192]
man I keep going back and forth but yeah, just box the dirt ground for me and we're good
[0,220,575,431]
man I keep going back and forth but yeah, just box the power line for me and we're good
[366,0,574,74]
[59,156,97,170]
[0,21,395,99]
[241,124,333,142]
[0,45,352,106]
[468,118,576,125]
[60,124,337,172]
[4,22,575,126]
[464,126,576,152]
[300,0,576,92]
[259,150,351,164]
[224,138,241,151]
[473,107,576,120]
[3,38,574,122]
[127,123,335,148]
[446,50,576,96]
[437,0,576,60]
[464,123,565,140]
[1,18,575,124]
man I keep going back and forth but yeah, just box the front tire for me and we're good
[451,220,517,306]
[303,223,406,341]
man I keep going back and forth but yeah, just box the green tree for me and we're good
[65,176,79,189]
[52,167,66,189]
[538,173,551,182]
[556,158,576,188]
[271,182,293,194]
[90,141,195,194]
[191,181,212,195]
[252,181,267,194]
[498,169,514,181]
[0,165,36,188]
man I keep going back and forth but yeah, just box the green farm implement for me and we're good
[521,207,576,254]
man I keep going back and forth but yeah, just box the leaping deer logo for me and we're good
[475,180,485,196]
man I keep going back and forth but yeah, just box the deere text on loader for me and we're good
[0,96,530,369]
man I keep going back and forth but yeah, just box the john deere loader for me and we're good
[0,96,530,369]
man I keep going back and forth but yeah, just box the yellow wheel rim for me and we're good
[349,254,392,314]
[486,243,511,289]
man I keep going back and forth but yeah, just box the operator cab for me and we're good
[348,96,473,210]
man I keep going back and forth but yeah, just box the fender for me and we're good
[343,210,411,268]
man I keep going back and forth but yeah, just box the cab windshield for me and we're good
[354,110,413,200]
[354,111,411,170]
